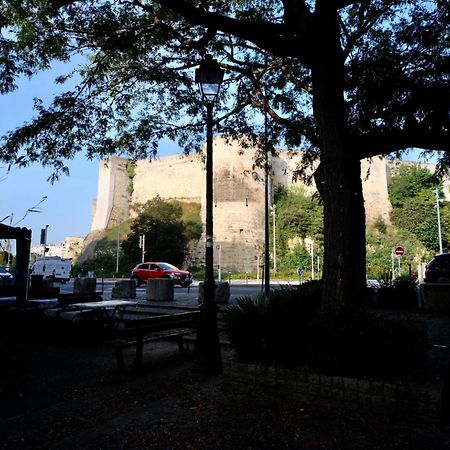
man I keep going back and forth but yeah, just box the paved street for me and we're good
[56,278,299,307]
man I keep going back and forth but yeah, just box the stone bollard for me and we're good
[74,277,97,294]
[198,281,230,304]
[145,279,174,301]
[112,279,136,299]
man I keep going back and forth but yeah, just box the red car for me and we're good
[131,262,193,287]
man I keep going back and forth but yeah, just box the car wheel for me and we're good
[438,277,450,283]
[131,275,141,287]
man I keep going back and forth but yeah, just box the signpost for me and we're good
[394,246,405,276]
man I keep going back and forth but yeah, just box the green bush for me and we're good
[222,295,269,363]
[224,288,428,380]
[223,284,321,367]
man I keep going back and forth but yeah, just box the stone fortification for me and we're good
[91,158,132,231]
[89,138,435,272]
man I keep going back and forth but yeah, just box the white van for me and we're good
[31,257,72,283]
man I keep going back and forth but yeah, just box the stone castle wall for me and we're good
[89,138,440,272]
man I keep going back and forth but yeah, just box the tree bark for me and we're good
[311,8,367,309]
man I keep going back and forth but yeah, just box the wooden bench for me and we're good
[111,305,200,372]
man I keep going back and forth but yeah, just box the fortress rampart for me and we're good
[90,138,445,272]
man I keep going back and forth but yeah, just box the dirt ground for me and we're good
[2,314,450,449]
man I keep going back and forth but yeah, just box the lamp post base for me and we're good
[194,282,222,375]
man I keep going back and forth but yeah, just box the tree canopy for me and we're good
[1,0,449,307]
[389,165,450,252]
[121,196,188,267]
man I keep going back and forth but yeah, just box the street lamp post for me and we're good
[195,54,224,374]
[271,204,277,271]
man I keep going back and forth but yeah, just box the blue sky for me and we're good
[0,62,178,246]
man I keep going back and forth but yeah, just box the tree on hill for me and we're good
[1,1,449,308]
[389,165,439,209]
[389,165,450,252]
[121,196,188,267]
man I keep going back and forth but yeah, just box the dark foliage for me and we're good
[306,307,428,380]
[224,286,428,380]
[223,282,321,367]
[377,276,419,309]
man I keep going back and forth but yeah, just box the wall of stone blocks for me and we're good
[223,360,442,423]
[89,138,447,272]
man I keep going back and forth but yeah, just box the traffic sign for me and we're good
[394,246,405,256]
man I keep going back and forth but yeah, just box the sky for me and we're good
[0,62,179,247]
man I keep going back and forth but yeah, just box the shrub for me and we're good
[223,285,321,367]
[222,295,269,363]
[305,307,428,379]
[224,289,428,380]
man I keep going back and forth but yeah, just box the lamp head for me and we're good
[195,54,224,104]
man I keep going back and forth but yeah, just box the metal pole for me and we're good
[256,254,260,282]
[435,188,443,254]
[264,156,270,296]
[217,244,222,281]
[116,221,121,273]
[272,204,277,271]
[310,242,314,280]
[141,234,146,263]
[43,224,49,264]
[196,102,222,374]
[391,251,395,280]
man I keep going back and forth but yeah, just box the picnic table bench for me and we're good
[111,304,200,372]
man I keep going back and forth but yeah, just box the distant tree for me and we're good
[121,196,188,267]
[275,187,323,257]
[278,244,311,275]
[366,225,429,279]
[389,165,439,208]
[389,165,450,252]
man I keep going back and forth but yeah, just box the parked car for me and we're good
[131,262,193,287]
[0,266,12,279]
[424,253,450,283]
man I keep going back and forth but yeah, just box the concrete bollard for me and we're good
[198,281,230,304]
[112,279,137,299]
[74,277,97,294]
[145,279,174,301]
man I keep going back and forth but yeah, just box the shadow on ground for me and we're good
[1,314,450,449]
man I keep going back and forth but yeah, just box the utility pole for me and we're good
[116,221,121,274]
[141,234,146,262]
[434,188,443,254]
[271,204,277,271]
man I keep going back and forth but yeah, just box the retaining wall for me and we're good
[223,360,442,423]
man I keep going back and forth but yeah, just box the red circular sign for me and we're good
[394,246,405,256]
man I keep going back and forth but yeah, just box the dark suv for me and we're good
[131,262,193,287]
[424,253,450,283]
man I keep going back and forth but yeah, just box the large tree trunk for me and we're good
[311,8,367,309]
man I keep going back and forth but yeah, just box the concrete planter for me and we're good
[145,279,174,301]
[74,277,96,294]
[112,280,136,299]
[198,281,230,304]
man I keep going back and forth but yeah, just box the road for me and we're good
[55,278,296,304]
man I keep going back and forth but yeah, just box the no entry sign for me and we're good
[394,246,405,256]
